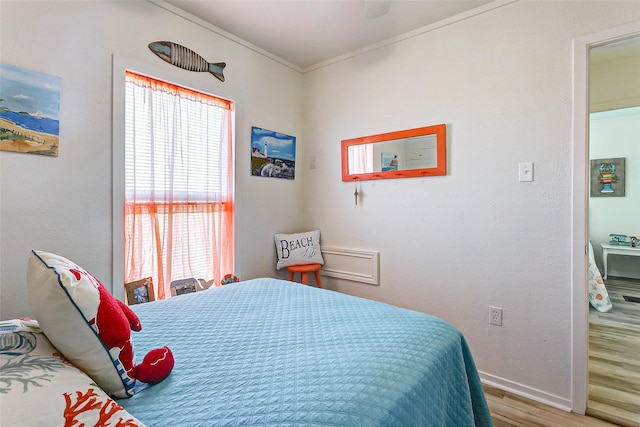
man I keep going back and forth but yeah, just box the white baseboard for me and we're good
[480,371,572,412]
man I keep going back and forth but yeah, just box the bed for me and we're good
[4,255,492,426]
[588,241,612,312]
[115,278,492,426]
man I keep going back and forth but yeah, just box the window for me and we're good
[124,71,234,300]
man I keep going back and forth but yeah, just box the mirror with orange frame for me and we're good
[341,124,446,181]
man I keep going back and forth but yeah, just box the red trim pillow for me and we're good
[27,250,139,397]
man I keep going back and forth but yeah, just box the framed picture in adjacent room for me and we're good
[590,157,625,197]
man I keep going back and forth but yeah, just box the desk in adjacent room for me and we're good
[601,243,640,279]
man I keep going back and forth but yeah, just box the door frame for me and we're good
[571,20,640,414]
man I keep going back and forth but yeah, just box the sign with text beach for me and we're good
[0,63,61,156]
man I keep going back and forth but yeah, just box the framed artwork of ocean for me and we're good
[0,63,61,156]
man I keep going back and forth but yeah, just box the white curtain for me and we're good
[348,144,374,174]
[124,71,234,300]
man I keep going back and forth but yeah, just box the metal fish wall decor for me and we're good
[148,41,226,82]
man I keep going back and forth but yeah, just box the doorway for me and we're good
[587,104,640,424]
[571,20,640,420]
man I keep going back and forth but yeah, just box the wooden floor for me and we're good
[588,277,640,427]
[485,384,619,426]
[589,277,640,330]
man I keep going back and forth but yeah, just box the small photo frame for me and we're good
[125,277,155,305]
[170,278,199,296]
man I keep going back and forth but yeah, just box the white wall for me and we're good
[590,44,640,112]
[302,0,640,409]
[0,1,304,317]
[590,107,640,278]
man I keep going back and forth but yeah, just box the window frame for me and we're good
[112,55,235,301]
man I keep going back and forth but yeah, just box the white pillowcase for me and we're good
[274,230,324,270]
[0,318,145,427]
[26,250,135,398]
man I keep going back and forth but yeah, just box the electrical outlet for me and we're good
[489,306,503,326]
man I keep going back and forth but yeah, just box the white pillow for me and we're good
[0,318,145,427]
[26,250,136,398]
[274,230,324,270]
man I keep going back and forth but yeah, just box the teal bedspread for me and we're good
[117,278,492,426]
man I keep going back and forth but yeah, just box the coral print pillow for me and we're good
[274,230,324,270]
[0,318,145,427]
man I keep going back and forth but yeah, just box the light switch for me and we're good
[310,155,317,169]
[518,162,533,182]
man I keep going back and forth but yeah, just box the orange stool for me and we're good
[287,264,322,288]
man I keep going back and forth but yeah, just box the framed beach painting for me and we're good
[0,63,61,156]
[250,126,296,179]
